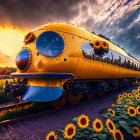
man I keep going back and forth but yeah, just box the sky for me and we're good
[0,0,140,67]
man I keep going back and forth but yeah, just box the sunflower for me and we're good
[126,99,131,103]
[128,107,137,116]
[64,123,76,139]
[117,99,121,104]
[132,126,140,137]
[106,119,116,133]
[138,86,140,90]
[108,109,115,117]
[112,104,115,108]
[130,103,135,107]
[123,93,127,98]
[136,96,140,101]
[93,119,104,132]
[118,94,123,99]
[132,90,137,95]
[77,114,90,129]
[113,129,124,140]
[93,40,101,50]
[46,131,57,140]
[124,105,128,109]
[136,106,140,115]
[128,93,133,98]
[101,41,109,51]
[137,89,140,94]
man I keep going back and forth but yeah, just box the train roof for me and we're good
[33,23,140,65]
[33,22,93,41]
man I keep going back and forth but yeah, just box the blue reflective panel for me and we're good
[82,42,94,59]
[16,49,30,70]
[36,31,65,57]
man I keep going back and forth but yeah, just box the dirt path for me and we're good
[0,85,139,140]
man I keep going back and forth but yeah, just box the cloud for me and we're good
[0,0,140,62]
[0,0,85,29]
[0,51,13,64]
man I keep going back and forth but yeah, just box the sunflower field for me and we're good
[46,86,140,140]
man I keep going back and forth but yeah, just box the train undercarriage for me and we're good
[4,77,139,108]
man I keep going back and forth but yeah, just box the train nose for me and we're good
[16,48,30,71]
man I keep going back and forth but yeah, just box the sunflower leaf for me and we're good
[72,117,78,122]
[59,129,65,133]
[131,120,140,127]
[115,123,120,128]
[119,121,132,134]
[102,114,110,118]
[57,137,65,140]
[136,116,140,121]
[85,127,94,131]
[103,127,109,133]
[96,134,107,140]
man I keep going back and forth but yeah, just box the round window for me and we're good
[16,48,30,71]
[36,31,65,57]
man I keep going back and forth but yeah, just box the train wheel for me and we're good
[87,93,96,100]
[68,92,82,104]
[52,96,67,109]
[97,91,104,96]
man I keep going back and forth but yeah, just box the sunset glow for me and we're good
[0,25,27,67]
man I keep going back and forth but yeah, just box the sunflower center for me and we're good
[115,132,121,140]
[130,109,134,114]
[103,43,106,46]
[96,122,101,129]
[49,135,55,140]
[95,42,99,46]
[109,122,113,130]
[138,108,140,112]
[110,111,113,115]
[80,118,87,125]
[67,127,74,136]
[133,129,138,133]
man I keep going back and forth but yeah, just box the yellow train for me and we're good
[11,23,140,107]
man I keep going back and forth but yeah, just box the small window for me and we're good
[82,42,95,60]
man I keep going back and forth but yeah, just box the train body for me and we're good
[11,23,140,104]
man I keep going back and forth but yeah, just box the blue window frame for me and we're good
[36,31,65,57]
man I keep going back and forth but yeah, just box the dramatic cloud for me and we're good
[0,0,140,67]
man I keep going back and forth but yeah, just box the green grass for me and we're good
[0,102,53,121]
[0,92,16,104]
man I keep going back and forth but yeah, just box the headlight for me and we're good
[16,48,30,71]
[36,31,65,57]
